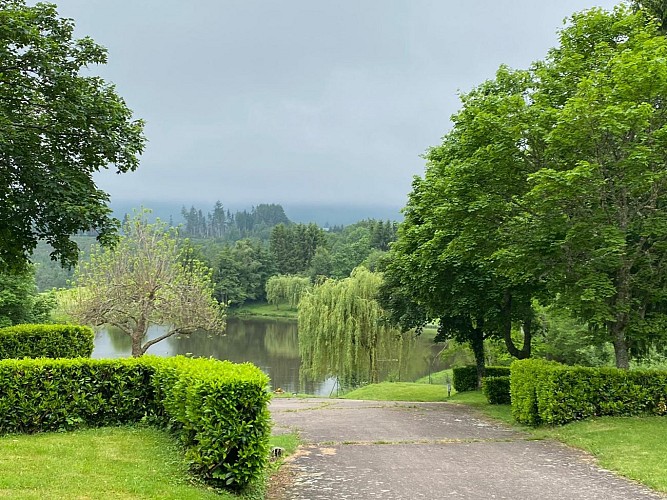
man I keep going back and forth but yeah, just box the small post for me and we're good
[446,374,452,397]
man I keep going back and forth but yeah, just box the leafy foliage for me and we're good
[212,239,274,307]
[265,275,312,309]
[298,267,406,385]
[511,359,667,425]
[482,376,511,405]
[68,212,224,356]
[0,356,271,490]
[270,223,325,275]
[453,366,511,392]
[0,266,55,327]
[0,0,145,269]
[0,324,93,359]
[382,5,667,370]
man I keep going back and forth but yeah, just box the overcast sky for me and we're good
[50,0,619,211]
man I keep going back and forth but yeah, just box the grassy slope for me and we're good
[342,382,452,402]
[0,426,300,500]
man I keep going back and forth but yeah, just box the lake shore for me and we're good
[228,302,298,320]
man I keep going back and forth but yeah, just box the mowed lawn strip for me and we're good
[531,416,667,493]
[0,426,228,500]
[342,382,450,402]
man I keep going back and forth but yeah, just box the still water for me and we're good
[92,317,445,396]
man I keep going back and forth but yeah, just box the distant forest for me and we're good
[176,202,290,240]
[32,201,399,307]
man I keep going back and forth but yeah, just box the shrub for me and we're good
[0,324,94,359]
[453,365,511,392]
[0,356,271,490]
[482,376,511,405]
[511,359,667,425]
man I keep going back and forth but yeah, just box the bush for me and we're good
[482,376,511,405]
[0,356,271,490]
[0,324,94,359]
[511,359,667,425]
[453,365,511,392]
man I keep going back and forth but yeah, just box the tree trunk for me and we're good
[501,291,532,360]
[470,326,485,389]
[610,262,631,369]
[131,316,148,357]
[131,334,144,357]
[611,317,630,369]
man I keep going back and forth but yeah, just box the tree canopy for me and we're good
[0,265,54,327]
[381,5,667,370]
[69,213,224,356]
[0,0,145,270]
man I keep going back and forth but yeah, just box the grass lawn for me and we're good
[532,416,667,493]
[414,368,454,386]
[341,382,451,402]
[229,302,297,319]
[0,426,299,500]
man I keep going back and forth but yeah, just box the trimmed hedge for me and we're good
[511,359,667,426]
[482,376,511,405]
[453,365,511,392]
[0,356,271,490]
[0,324,94,359]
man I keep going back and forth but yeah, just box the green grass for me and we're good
[269,432,300,456]
[341,382,450,402]
[230,302,298,319]
[0,426,300,500]
[449,391,667,494]
[414,368,454,386]
[532,417,667,493]
[0,426,224,499]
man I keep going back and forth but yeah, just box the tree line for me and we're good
[176,202,290,240]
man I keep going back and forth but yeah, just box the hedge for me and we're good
[453,365,511,392]
[0,324,94,359]
[482,376,511,405]
[511,359,667,425]
[0,356,271,490]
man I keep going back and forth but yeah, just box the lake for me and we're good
[92,317,446,396]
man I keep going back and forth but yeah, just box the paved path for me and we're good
[270,398,665,500]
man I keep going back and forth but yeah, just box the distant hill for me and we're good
[108,200,403,227]
[283,204,403,226]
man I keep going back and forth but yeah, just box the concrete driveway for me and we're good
[269,398,664,500]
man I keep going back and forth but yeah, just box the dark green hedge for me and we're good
[511,359,667,425]
[453,365,511,392]
[482,376,511,405]
[0,324,94,359]
[0,356,271,490]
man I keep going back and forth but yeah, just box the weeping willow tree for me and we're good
[298,267,406,386]
[266,275,312,309]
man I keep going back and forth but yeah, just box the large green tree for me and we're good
[69,213,224,357]
[379,68,540,384]
[514,6,667,368]
[0,0,145,270]
[383,5,667,370]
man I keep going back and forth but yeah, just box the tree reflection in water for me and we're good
[93,318,445,396]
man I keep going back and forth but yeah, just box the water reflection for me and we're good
[93,317,445,396]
